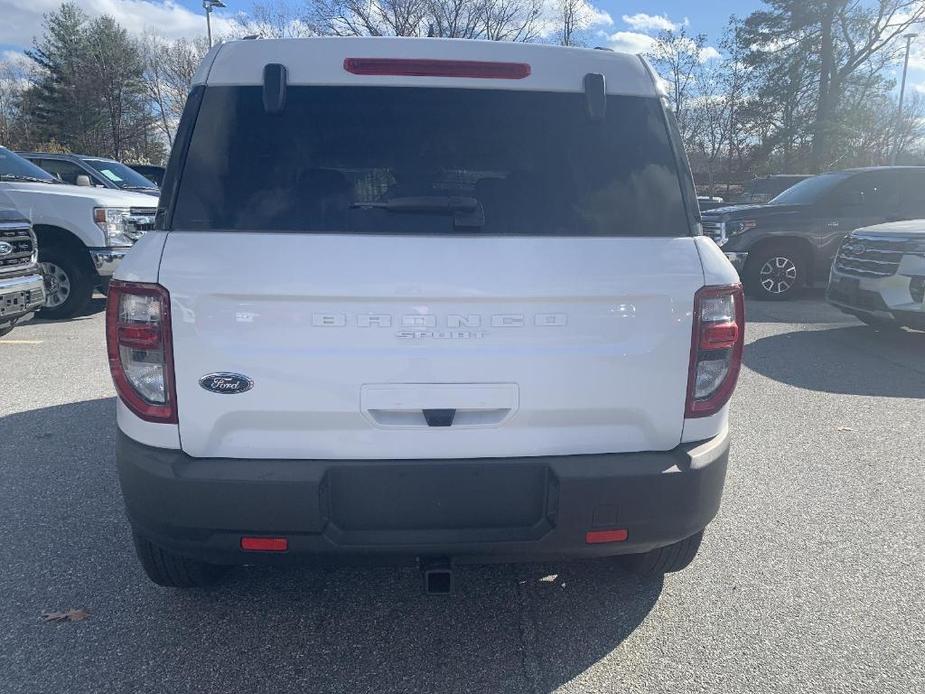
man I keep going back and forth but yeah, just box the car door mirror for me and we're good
[75,174,92,187]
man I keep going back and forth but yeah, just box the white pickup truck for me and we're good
[108,37,744,591]
[0,147,155,318]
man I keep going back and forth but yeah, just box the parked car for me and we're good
[0,208,45,337]
[735,175,811,205]
[698,195,726,212]
[18,152,159,196]
[702,166,925,300]
[0,146,156,318]
[128,164,166,187]
[109,37,744,590]
[827,220,925,330]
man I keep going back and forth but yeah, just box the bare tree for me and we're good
[0,58,30,148]
[237,1,315,37]
[143,34,209,146]
[646,28,708,141]
[687,62,729,195]
[554,0,594,46]
[307,0,542,40]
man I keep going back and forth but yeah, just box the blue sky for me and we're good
[0,0,921,93]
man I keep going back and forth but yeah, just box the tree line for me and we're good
[1,0,923,188]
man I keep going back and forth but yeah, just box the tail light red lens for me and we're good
[343,58,531,80]
[106,281,177,423]
[686,284,745,418]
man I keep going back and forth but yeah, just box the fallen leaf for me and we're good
[41,608,90,623]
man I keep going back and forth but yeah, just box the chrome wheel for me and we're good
[759,256,798,295]
[41,261,71,308]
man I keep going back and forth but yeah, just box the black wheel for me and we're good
[744,244,807,301]
[620,531,704,577]
[132,532,229,588]
[37,247,93,319]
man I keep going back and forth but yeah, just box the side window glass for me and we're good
[897,174,925,217]
[40,159,87,186]
[832,174,892,214]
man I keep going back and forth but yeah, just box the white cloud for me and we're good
[621,13,687,33]
[0,0,238,47]
[700,46,721,62]
[607,31,658,55]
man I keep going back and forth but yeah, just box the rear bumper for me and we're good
[117,428,730,564]
[0,273,45,326]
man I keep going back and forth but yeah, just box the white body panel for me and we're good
[158,233,706,459]
[196,37,659,96]
[0,181,154,247]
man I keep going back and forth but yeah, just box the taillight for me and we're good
[106,281,177,423]
[685,284,745,418]
[343,58,531,79]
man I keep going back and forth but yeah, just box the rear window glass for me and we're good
[171,86,690,236]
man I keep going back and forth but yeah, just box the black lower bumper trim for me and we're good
[117,429,730,564]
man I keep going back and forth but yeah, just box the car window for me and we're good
[770,173,850,205]
[83,159,158,190]
[0,147,57,181]
[36,159,92,186]
[831,172,899,215]
[894,172,925,218]
[171,86,691,236]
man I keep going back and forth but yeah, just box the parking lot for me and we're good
[1,292,923,694]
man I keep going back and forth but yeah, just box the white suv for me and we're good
[107,38,744,590]
[0,147,155,318]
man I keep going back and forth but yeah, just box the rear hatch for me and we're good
[158,73,705,460]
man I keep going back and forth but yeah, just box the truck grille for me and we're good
[834,235,907,278]
[701,220,725,245]
[126,207,157,240]
[0,223,36,273]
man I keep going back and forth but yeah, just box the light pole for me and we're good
[203,0,226,48]
[892,33,918,165]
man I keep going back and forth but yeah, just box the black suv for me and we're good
[703,167,925,300]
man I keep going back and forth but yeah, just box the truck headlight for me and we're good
[726,220,757,236]
[94,207,134,247]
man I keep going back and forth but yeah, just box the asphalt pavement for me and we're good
[1,292,923,693]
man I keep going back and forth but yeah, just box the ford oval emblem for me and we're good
[199,372,254,394]
[0,241,12,256]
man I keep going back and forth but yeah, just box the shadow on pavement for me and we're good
[744,324,925,398]
[1,397,662,693]
[743,288,854,325]
[27,297,107,325]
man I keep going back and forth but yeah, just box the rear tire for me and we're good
[621,531,704,577]
[744,244,807,301]
[132,532,229,588]
[37,247,93,319]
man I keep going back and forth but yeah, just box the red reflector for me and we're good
[117,323,161,349]
[343,58,531,80]
[240,537,288,552]
[585,529,628,544]
[700,322,739,349]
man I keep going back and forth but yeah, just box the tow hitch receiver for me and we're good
[419,556,454,595]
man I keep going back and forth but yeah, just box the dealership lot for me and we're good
[1,293,923,694]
